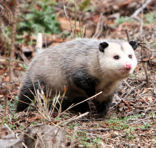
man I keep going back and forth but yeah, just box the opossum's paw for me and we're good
[16,89,34,112]
[93,98,113,119]
[16,101,30,112]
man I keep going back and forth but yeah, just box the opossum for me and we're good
[16,38,138,115]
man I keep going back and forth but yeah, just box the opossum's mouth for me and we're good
[119,69,131,75]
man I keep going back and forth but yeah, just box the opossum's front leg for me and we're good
[93,95,113,117]
[71,69,98,113]
[71,69,97,97]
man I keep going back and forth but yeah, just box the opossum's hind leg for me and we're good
[16,77,43,112]
[16,78,34,112]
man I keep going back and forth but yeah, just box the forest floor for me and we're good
[0,0,156,147]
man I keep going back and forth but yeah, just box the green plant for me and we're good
[18,63,28,70]
[67,123,78,129]
[80,0,90,11]
[116,16,133,25]
[17,0,60,35]
[143,122,151,128]
[76,130,92,147]
[106,115,144,130]
[106,117,129,130]
[75,130,102,147]
[92,137,103,145]
[125,127,135,140]
[145,12,156,24]
[4,115,19,130]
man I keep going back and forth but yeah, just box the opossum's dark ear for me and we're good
[129,40,138,50]
[99,42,109,52]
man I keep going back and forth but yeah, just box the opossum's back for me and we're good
[26,48,66,90]
[25,38,99,90]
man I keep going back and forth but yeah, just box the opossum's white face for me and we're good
[98,40,137,80]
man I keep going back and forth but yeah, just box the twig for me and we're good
[92,13,105,38]
[15,50,29,64]
[74,0,78,37]
[121,81,146,99]
[125,30,130,42]
[0,88,8,129]
[71,91,102,109]
[9,0,18,81]
[63,3,74,37]
[60,112,89,126]
[131,0,152,18]
[35,33,43,55]
[60,91,102,114]
[123,80,131,88]
[140,43,150,85]
[4,124,28,148]
[142,62,149,84]
[9,92,35,109]
[70,127,78,148]
[81,128,111,132]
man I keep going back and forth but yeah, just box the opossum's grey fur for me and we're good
[16,38,137,115]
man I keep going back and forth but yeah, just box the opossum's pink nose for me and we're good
[125,64,131,70]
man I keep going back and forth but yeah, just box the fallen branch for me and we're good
[60,112,89,126]
[35,33,43,55]
[131,0,152,18]
[63,4,74,37]
[60,91,102,114]
[0,87,8,129]
[9,0,19,81]
[92,13,105,38]
[81,128,111,132]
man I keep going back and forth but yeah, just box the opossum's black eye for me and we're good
[113,55,120,60]
[99,42,109,52]
[129,40,138,50]
[128,54,132,59]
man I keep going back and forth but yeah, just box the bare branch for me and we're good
[92,13,105,38]
[35,33,43,55]
[9,0,19,81]
[131,0,152,18]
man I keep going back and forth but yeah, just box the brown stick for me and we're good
[0,88,8,129]
[92,13,105,38]
[9,0,18,81]
[131,0,152,18]
[63,3,74,37]
[35,33,43,55]
[60,112,89,126]
[60,91,102,115]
